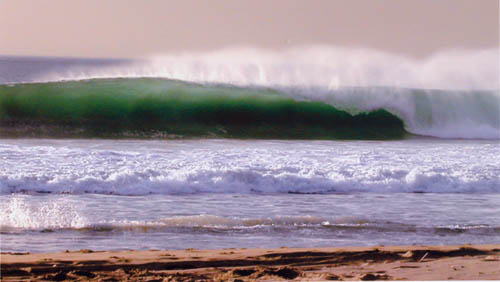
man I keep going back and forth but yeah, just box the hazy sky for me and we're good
[0,0,498,58]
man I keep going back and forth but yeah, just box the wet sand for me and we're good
[1,245,499,281]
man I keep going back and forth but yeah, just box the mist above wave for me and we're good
[19,46,498,91]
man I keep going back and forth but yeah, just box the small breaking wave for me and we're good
[1,167,498,195]
[1,197,498,238]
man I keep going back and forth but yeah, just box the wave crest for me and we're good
[17,47,498,91]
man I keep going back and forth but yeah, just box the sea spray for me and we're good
[8,47,496,90]
[0,196,88,230]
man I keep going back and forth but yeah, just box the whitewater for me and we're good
[1,47,499,252]
[0,139,499,195]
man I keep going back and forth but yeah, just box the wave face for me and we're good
[1,47,498,139]
[0,78,405,139]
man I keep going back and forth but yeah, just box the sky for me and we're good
[0,0,498,58]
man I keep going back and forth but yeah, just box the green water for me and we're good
[0,78,406,139]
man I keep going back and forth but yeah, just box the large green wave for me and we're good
[0,78,406,139]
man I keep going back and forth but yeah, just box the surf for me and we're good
[1,47,498,139]
[0,78,406,139]
[1,139,498,195]
[1,77,498,139]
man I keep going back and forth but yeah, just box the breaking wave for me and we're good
[0,137,498,195]
[0,78,498,139]
[0,47,498,139]
[1,163,499,195]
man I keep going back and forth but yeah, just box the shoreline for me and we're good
[2,244,499,281]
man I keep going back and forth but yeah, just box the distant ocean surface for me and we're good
[1,49,499,252]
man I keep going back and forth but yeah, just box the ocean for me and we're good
[0,49,499,253]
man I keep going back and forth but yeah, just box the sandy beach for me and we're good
[1,244,499,281]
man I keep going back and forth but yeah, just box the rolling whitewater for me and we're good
[0,48,499,253]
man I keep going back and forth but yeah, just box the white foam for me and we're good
[312,87,500,139]
[106,215,328,229]
[0,139,498,196]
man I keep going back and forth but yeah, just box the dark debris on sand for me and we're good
[1,246,497,281]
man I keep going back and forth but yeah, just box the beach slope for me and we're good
[2,245,499,281]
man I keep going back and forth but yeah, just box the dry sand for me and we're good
[1,244,499,281]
